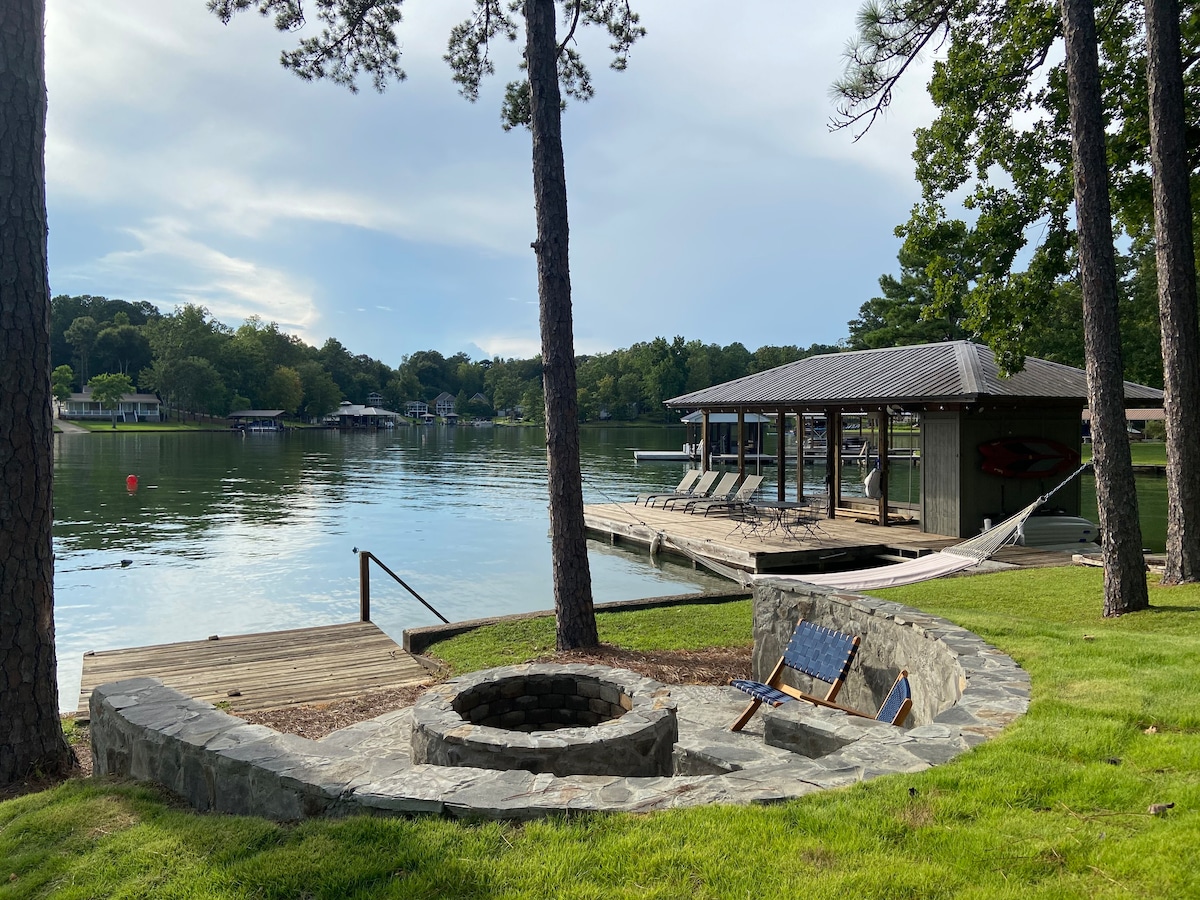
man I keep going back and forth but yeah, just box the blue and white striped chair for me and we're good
[730,620,860,731]
[871,670,913,726]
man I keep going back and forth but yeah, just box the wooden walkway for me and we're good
[584,502,1078,575]
[77,621,431,721]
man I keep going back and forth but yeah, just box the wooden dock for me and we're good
[77,621,431,722]
[584,502,1079,575]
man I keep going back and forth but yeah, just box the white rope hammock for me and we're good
[662,463,1091,592]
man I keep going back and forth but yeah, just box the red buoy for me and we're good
[126,474,139,491]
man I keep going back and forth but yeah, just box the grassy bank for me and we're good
[2,569,1198,898]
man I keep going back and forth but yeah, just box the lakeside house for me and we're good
[61,389,162,423]
[432,392,456,418]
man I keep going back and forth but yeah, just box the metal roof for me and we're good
[229,410,286,418]
[680,411,771,424]
[665,341,1164,410]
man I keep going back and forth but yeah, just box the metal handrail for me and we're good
[356,549,449,624]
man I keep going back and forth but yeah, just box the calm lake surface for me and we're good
[52,425,734,710]
[50,425,1165,710]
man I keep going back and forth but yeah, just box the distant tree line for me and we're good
[49,295,841,423]
[55,282,1162,426]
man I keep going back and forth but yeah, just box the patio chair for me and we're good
[646,469,720,508]
[693,474,765,517]
[792,668,913,726]
[865,670,913,726]
[635,469,700,506]
[668,471,741,511]
[729,619,860,731]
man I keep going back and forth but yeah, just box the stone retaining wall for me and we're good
[89,590,1030,821]
[753,577,1023,728]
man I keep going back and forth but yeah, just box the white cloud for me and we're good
[81,217,322,340]
[471,334,541,360]
[45,2,942,361]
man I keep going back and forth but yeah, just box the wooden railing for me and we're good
[357,550,449,624]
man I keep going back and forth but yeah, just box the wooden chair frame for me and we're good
[730,620,860,731]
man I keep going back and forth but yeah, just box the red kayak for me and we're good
[978,437,1080,479]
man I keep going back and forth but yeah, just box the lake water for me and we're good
[51,426,724,710]
[50,425,1164,711]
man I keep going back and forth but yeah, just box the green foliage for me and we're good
[836,0,1173,381]
[63,316,99,383]
[92,324,152,379]
[261,366,304,414]
[297,361,343,420]
[86,372,135,428]
[50,365,74,403]
[53,297,830,427]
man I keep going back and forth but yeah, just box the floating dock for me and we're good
[77,621,431,721]
[583,502,1079,576]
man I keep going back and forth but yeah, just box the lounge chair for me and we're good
[729,619,860,731]
[635,469,700,506]
[668,471,741,511]
[692,473,765,517]
[648,469,720,508]
[865,670,913,726]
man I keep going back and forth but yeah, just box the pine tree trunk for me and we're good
[1061,0,1149,616]
[0,0,74,784]
[525,0,598,650]
[1145,0,1200,583]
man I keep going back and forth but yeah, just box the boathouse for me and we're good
[665,341,1163,538]
[228,409,286,431]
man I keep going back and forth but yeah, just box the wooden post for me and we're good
[701,412,710,472]
[828,408,841,518]
[359,551,371,622]
[776,406,786,501]
[795,410,805,503]
[878,406,890,527]
[737,409,746,478]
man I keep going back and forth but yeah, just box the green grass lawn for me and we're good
[68,420,228,433]
[1082,442,1167,466]
[3,570,1198,898]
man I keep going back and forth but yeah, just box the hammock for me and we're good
[661,463,1091,592]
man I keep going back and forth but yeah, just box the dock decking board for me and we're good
[584,503,1080,575]
[77,621,430,721]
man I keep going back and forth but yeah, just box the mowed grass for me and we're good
[3,569,1199,899]
[430,599,753,674]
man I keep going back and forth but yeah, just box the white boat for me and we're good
[1017,515,1100,552]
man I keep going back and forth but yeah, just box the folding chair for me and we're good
[646,469,719,508]
[669,471,740,511]
[635,469,700,506]
[729,620,860,731]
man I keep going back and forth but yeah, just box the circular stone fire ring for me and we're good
[410,664,678,777]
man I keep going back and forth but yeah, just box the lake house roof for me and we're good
[69,391,161,404]
[665,341,1164,411]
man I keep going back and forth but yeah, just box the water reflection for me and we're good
[51,427,736,709]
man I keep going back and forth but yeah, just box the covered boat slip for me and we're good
[76,621,431,722]
[665,341,1164,538]
[582,501,1075,576]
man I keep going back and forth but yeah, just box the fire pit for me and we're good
[410,663,678,777]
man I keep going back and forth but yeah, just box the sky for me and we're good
[45,1,939,367]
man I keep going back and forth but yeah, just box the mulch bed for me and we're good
[239,644,752,740]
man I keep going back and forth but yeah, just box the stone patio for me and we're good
[89,587,1031,821]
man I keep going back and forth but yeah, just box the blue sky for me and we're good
[45,2,937,367]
